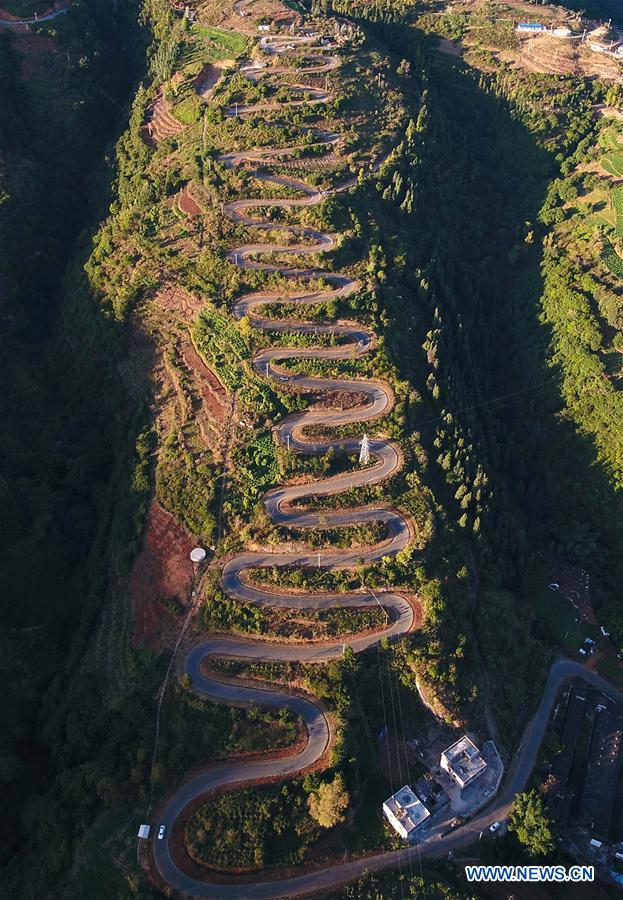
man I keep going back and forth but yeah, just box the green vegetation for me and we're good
[308,773,350,827]
[0,0,159,892]
[602,236,623,277]
[156,430,217,540]
[187,778,320,870]
[508,790,556,858]
[336,0,623,722]
[194,307,274,412]
[198,572,386,641]
[162,684,299,775]
[611,185,623,234]
[190,24,248,61]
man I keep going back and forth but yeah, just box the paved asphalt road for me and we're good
[0,6,69,25]
[151,25,623,900]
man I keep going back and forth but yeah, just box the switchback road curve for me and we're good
[155,654,623,898]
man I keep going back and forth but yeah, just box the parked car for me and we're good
[490,821,501,833]
[157,825,166,840]
[579,637,595,658]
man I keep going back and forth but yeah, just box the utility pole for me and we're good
[359,433,370,466]
[370,588,390,624]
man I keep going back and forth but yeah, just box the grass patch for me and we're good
[156,430,217,541]
[191,24,248,61]
[533,585,577,645]
[602,237,623,278]
[612,186,623,237]
[602,154,623,178]
[524,566,591,652]
[227,430,280,517]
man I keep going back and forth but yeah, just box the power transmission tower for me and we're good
[359,433,370,466]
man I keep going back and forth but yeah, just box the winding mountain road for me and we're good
[152,22,419,897]
[151,16,623,900]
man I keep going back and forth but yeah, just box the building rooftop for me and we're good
[441,735,487,787]
[383,785,431,838]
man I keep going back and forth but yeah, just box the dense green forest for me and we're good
[0,0,151,890]
[330,0,623,705]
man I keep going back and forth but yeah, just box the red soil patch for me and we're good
[130,499,195,649]
[181,341,228,423]
[178,185,202,217]
[153,285,203,317]
[142,92,184,146]
[5,27,57,81]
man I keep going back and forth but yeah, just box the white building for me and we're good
[516,23,547,34]
[383,785,430,841]
[440,735,487,790]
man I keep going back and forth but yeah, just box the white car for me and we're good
[157,824,166,840]
[548,583,560,591]
[490,821,501,833]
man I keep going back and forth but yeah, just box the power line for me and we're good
[413,376,557,434]
[383,645,407,900]
[390,649,417,888]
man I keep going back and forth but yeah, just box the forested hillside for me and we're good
[0,0,150,891]
[334,0,623,675]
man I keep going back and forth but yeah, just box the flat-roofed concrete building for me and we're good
[383,785,431,842]
[440,735,487,790]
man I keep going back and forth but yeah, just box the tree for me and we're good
[238,315,252,340]
[307,774,349,828]
[508,790,555,857]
